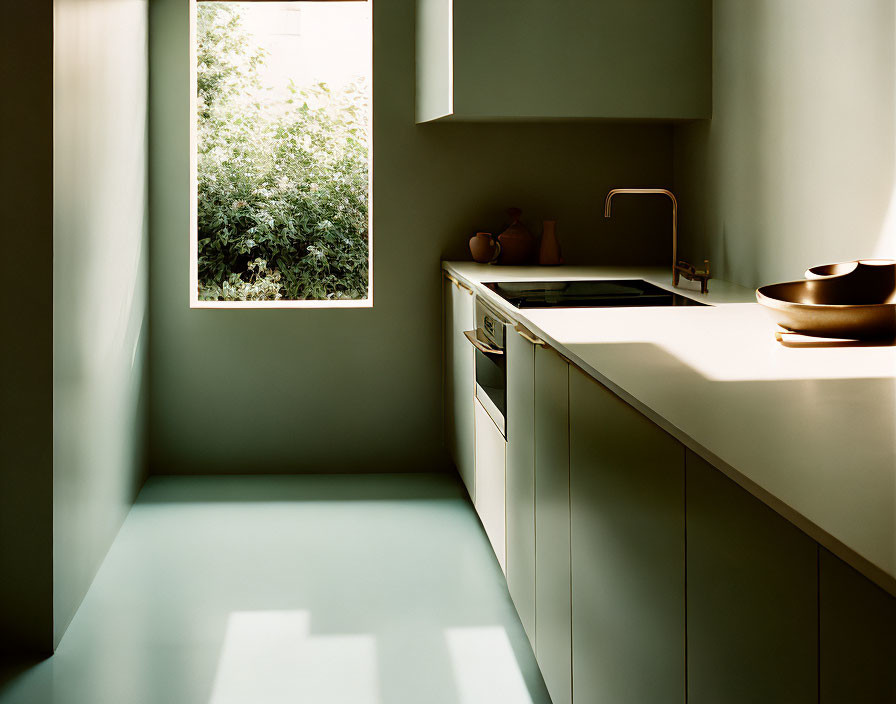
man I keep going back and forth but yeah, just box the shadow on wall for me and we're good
[674,0,896,289]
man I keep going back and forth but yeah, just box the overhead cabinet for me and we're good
[417,0,711,122]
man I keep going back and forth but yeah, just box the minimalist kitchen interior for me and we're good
[2,1,896,703]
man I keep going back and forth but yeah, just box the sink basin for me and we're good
[484,279,709,309]
[756,260,896,339]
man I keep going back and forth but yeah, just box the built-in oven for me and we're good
[464,298,507,437]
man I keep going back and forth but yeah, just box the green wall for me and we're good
[674,0,896,288]
[52,0,150,646]
[0,0,149,656]
[0,0,54,657]
[149,0,675,475]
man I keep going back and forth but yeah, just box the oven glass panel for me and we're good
[475,348,506,424]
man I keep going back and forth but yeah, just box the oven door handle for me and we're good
[463,329,504,356]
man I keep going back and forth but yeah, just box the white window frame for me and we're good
[188,0,373,309]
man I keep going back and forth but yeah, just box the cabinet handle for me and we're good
[463,329,504,355]
[514,324,545,346]
[444,272,473,295]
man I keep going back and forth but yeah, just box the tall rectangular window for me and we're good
[192,1,371,307]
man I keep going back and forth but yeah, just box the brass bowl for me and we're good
[804,258,896,280]
[756,260,896,339]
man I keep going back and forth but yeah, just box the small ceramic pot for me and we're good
[497,208,536,265]
[469,232,501,263]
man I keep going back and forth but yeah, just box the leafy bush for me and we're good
[199,258,283,301]
[196,4,369,301]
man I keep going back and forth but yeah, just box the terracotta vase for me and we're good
[469,232,501,263]
[497,208,537,265]
[538,220,563,266]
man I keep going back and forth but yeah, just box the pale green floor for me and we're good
[0,473,550,704]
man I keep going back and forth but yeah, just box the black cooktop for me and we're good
[483,279,709,309]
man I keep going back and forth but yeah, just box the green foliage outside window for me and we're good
[197,4,369,301]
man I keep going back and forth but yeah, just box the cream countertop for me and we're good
[443,261,896,595]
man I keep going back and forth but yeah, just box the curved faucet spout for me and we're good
[603,187,708,292]
[604,188,677,219]
[604,188,679,283]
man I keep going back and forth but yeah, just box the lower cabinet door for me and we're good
[819,548,896,703]
[443,274,476,500]
[569,366,685,704]
[534,347,571,704]
[474,398,506,573]
[506,327,536,648]
[686,450,818,704]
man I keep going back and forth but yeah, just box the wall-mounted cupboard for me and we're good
[417,0,711,122]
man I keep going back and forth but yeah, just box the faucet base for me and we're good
[673,260,711,294]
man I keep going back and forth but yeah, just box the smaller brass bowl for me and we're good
[804,258,896,280]
[756,260,896,340]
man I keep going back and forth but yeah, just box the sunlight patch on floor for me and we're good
[445,627,533,704]
[209,611,379,704]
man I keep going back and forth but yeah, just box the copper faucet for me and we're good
[603,188,711,294]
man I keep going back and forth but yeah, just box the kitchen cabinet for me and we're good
[819,548,896,703]
[443,273,475,500]
[505,325,536,648]
[534,346,571,704]
[474,397,506,573]
[442,265,896,704]
[416,0,711,122]
[686,450,817,704]
[569,366,685,704]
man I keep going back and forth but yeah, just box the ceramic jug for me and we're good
[469,232,501,263]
